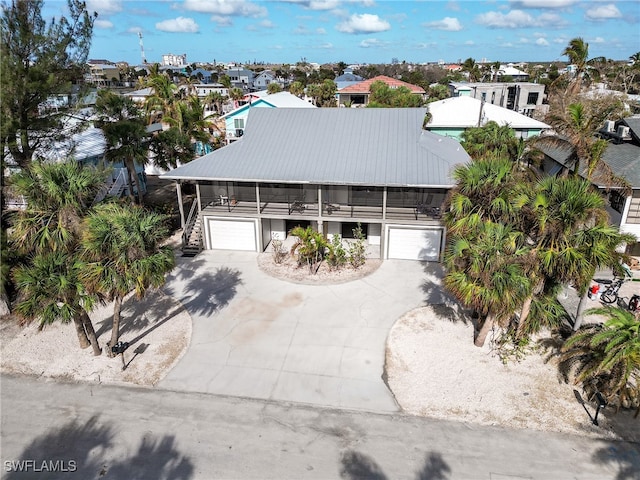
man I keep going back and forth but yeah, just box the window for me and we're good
[609,190,626,214]
[481,92,487,101]
[527,92,539,105]
[233,118,245,129]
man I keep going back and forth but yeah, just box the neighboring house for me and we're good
[4,109,146,207]
[193,83,230,116]
[226,67,255,91]
[253,70,277,90]
[496,64,529,82]
[425,96,551,140]
[334,68,364,90]
[160,108,472,261]
[162,53,187,67]
[123,87,153,104]
[537,115,640,257]
[337,75,426,107]
[190,68,213,83]
[448,82,546,117]
[86,61,120,86]
[221,91,316,144]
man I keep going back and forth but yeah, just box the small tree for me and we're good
[348,224,367,269]
[271,239,287,265]
[327,234,347,270]
[289,226,328,274]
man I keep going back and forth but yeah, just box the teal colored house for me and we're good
[221,91,315,143]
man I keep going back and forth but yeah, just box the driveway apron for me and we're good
[160,250,439,413]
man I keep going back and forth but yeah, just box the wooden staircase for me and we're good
[182,201,203,257]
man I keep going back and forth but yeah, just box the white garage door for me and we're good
[207,218,257,251]
[387,227,442,261]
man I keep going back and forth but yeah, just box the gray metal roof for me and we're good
[602,142,640,188]
[161,108,471,187]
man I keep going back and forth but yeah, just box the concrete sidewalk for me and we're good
[160,251,451,413]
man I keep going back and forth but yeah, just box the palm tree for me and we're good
[144,72,179,125]
[82,202,175,356]
[289,81,304,98]
[461,58,482,82]
[8,162,107,354]
[520,176,634,332]
[562,37,592,93]
[229,87,244,109]
[94,89,149,204]
[542,100,627,184]
[459,121,519,160]
[289,226,329,274]
[560,306,640,416]
[13,251,102,355]
[443,220,531,347]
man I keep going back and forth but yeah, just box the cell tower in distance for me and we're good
[138,32,147,64]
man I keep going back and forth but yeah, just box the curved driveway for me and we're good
[160,251,448,413]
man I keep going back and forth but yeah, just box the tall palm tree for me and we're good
[95,89,149,204]
[562,37,594,94]
[542,99,627,185]
[519,176,634,331]
[228,87,244,109]
[289,81,304,98]
[560,306,640,416]
[443,220,531,347]
[144,72,179,125]
[8,162,107,354]
[82,202,175,355]
[461,58,482,82]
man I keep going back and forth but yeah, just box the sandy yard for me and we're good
[2,251,638,443]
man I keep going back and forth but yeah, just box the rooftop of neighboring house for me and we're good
[537,115,640,189]
[498,65,529,77]
[161,108,470,188]
[426,96,550,130]
[222,91,315,118]
[449,81,544,90]
[338,75,426,94]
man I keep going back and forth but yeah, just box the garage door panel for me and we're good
[387,227,441,261]
[206,218,257,251]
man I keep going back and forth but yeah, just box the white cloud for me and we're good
[511,0,577,8]
[127,26,142,34]
[536,37,549,45]
[156,17,200,33]
[360,38,383,48]
[424,17,463,31]
[336,13,390,33]
[464,40,475,45]
[86,0,122,16]
[94,19,113,29]
[211,15,233,26]
[446,1,461,11]
[592,36,605,43]
[475,9,564,28]
[259,19,275,28]
[552,36,566,43]
[585,4,622,20]
[278,0,339,10]
[183,0,267,17]
[501,42,515,47]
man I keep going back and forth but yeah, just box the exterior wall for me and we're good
[428,127,464,139]
[449,82,545,115]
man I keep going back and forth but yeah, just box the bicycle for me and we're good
[599,276,630,304]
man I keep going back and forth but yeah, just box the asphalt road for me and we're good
[2,375,639,480]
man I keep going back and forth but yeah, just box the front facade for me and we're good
[161,108,471,261]
[448,82,546,117]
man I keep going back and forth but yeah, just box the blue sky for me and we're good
[46,0,640,65]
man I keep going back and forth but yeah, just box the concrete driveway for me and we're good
[160,251,448,413]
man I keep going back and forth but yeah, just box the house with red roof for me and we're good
[336,75,426,107]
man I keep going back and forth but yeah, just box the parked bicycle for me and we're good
[599,276,630,305]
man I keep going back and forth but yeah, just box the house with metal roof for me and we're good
[538,115,640,258]
[161,108,471,260]
[425,96,551,140]
[448,82,546,117]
